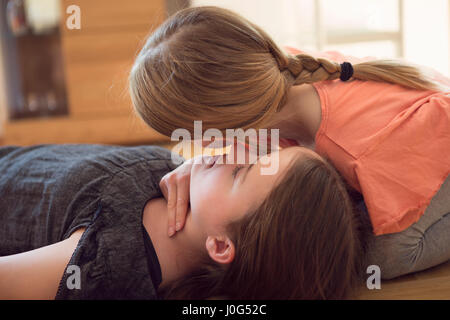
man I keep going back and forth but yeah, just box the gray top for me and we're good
[0,144,182,299]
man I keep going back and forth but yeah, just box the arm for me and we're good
[0,228,85,300]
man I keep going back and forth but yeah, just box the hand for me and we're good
[159,157,194,237]
[159,139,226,237]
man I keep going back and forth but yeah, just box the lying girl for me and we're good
[0,143,363,299]
[129,6,450,280]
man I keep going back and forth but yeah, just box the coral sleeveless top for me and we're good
[284,46,450,235]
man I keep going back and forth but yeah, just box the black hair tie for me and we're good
[339,62,354,81]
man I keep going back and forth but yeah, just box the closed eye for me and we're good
[231,165,245,179]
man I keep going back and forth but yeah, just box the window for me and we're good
[191,0,450,76]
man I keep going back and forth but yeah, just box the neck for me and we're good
[271,84,322,146]
[142,197,201,290]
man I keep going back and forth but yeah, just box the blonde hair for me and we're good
[129,5,443,137]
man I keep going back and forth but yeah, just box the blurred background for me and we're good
[0,0,448,147]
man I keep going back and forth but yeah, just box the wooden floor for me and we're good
[356,260,450,299]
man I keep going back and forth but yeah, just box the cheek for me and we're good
[189,170,228,229]
[191,188,226,223]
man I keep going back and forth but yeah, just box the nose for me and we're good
[203,141,255,166]
[203,153,226,168]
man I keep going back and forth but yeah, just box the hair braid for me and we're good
[284,53,341,85]
[282,52,443,91]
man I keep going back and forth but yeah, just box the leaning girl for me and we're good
[129,6,450,280]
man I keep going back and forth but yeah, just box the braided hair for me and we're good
[278,52,442,91]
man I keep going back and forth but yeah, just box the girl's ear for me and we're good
[205,235,235,265]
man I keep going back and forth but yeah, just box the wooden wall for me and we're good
[2,0,173,146]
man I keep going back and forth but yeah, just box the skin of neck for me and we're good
[270,84,322,147]
[142,197,205,290]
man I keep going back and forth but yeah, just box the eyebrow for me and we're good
[241,163,255,183]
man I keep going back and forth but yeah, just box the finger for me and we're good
[159,178,169,200]
[166,182,177,237]
[175,176,190,232]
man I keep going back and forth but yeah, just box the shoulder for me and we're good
[6,144,185,183]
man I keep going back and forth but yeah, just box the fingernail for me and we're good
[175,222,181,231]
[168,227,175,237]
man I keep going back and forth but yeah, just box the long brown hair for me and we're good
[129,6,443,137]
[158,153,366,299]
